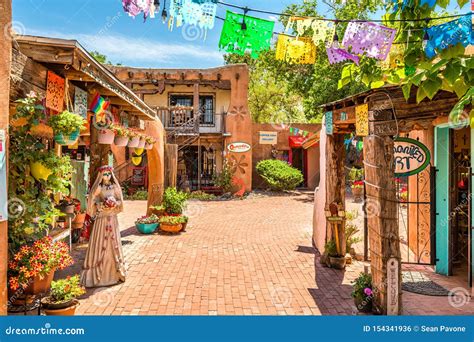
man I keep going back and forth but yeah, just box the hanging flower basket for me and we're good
[127,136,140,148]
[97,129,115,144]
[54,129,80,146]
[137,137,146,149]
[114,135,129,146]
[30,161,52,181]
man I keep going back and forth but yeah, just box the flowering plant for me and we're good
[104,196,117,209]
[351,272,373,301]
[145,136,156,144]
[8,236,74,291]
[351,180,364,189]
[111,124,129,137]
[48,275,85,304]
[135,214,159,225]
[159,215,187,225]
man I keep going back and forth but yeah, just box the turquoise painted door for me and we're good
[434,127,450,276]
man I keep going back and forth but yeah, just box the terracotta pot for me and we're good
[114,135,129,146]
[151,208,165,216]
[329,256,346,270]
[73,212,86,224]
[128,136,140,148]
[137,138,146,149]
[97,129,115,144]
[25,270,55,295]
[42,299,79,316]
[160,223,183,233]
[181,221,188,231]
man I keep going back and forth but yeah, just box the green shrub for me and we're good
[187,191,217,201]
[213,159,234,192]
[256,159,303,191]
[163,187,187,214]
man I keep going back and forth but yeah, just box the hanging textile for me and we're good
[181,0,217,29]
[312,21,336,45]
[295,18,313,36]
[170,0,185,28]
[325,111,333,135]
[74,86,88,119]
[122,0,153,20]
[46,71,65,112]
[326,46,360,65]
[424,15,473,59]
[342,22,396,60]
[276,35,317,64]
[355,104,369,137]
[218,10,275,58]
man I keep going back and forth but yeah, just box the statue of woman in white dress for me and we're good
[81,165,126,287]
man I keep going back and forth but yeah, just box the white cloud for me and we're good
[24,28,224,67]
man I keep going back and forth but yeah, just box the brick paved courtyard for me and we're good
[59,192,474,315]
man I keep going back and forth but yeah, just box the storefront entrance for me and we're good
[289,136,307,188]
[435,126,472,286]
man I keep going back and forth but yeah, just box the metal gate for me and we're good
[363,166,436,264]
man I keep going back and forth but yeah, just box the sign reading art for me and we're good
[227,142,251,153]
[259,131,278,145]
[393,137,430,177]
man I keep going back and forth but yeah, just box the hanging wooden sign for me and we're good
[45,71,65,112]
[325,111,333,135]
[369,120,398,136]
[355,104,369,136]
[393,137,430,177]
[387,257,400,315]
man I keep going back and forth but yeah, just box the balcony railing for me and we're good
[158,106,225,134]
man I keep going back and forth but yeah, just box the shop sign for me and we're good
[131,167,146,186]
[227,142,251,153]
[394,137,430,177]
[387,257,400,315]
[0,130,7,221]
[259,131,278,145]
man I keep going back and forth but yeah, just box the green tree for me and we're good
[89,50,109,64]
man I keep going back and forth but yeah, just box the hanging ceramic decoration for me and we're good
[218,10,275,58]
[325,111,333,135]
[424,15,473,59]
[45,71,65,112]
[132,155,143,166]
[342,22,396,60]
[326,46,360,65]
[312,21,336,45]
[355,104,369,137]
[74,86,88,119]
[276,35,316,65]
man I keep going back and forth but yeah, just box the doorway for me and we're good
[290,147,307,188]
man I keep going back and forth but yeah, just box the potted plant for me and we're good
[48,110,86,145]
[345,211,362,257]
[351,180,364,202]
[149,204,166,216]
[97,128,115,144]
[8,236,74,295]
[144,136,156,150]
[127,130,140,148]
[41,275,85,316]
[112,125,130,146]
[135,214,159,234]
[163,187,188,215]
[351,273,373,313]
[159,215,186,233]
[325,240,346,270]
[181,215,189,231]
[137,134,146,149]
[58,197,79,214]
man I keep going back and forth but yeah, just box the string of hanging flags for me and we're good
[122,0,473,64]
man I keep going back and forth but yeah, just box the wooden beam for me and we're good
[16,42,74,65]
[363,135,401,315]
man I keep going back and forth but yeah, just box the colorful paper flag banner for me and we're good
[218,10,275,58]
[424,15,473,59]
[355,104,369,137]
[380,44,404,70]
[326,46,360,65]
[276,35,317,64]
[122,0,153,20]
[312,20,336,45]
[90,93,110,119]
[342,22,396,60]
[325,111,333,135]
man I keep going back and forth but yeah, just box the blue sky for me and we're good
[12,0,470,69]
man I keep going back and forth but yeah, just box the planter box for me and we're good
[160,223,183,233]
[137,138,146,149]
[128,136,140,148]
[97,129,115,144]
[114,135,130,146]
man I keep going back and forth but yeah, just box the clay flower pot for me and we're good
[329,256,346,270]
[128,136,140,148]
[160,223,183,233]
[42,299,79,316]
[114,135,129,146]
[24,270,55,295]
[97,129,115,144]
[137,138,146,149]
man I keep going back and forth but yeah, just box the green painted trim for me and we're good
[434,127,450,276]
[394,137,431,177]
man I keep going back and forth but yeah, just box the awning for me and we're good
[302,131,320,149]
[289,135,306,148]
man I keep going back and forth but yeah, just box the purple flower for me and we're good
[364,288,373,296]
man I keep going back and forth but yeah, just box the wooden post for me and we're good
[325,134,346,254]
[197,137,201,190]
[164,144,178,188]
[0,0,12,315]
[363,135,401,315]
[193,83,199,132]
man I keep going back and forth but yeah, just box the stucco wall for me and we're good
[251,123,321,190]
[313,118,327,253]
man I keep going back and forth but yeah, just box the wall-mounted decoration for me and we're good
[355,104,369,136]
[230,154,249,174]
[259,131,278,145]
[74,86,88,118]
[227,142,251,153]
[342,22,396,60]
[393,137,431,177]
[276,35,317,64]
[218,10,275,58]
[45,71,65,112]
[228,105,247,121]
[325,111,333,135]
[326,47,360,65]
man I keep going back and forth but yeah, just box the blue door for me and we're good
[434,126,450,275]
